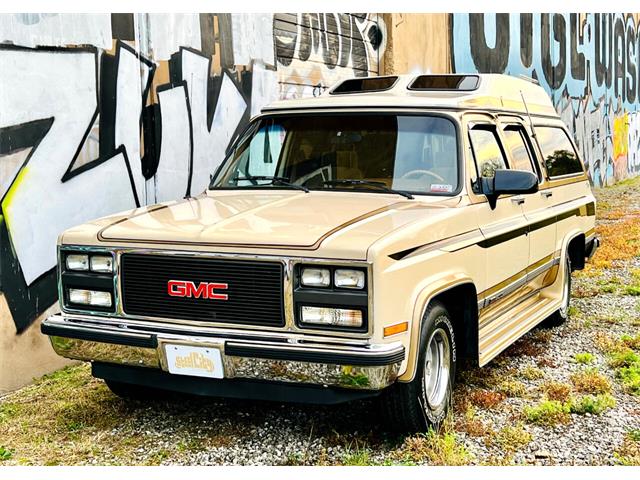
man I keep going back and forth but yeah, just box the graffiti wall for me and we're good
[451,13,640,187]
[0,13,384,350]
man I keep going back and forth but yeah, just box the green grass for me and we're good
[0,446,12,461]
[395,427,471,466]
[617,363,640,395]
[574,352,595,365]
[523,400,570,426]
[623,286,640,296]
[569,394,616,415]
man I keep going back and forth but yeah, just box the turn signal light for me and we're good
[383,322,408,337]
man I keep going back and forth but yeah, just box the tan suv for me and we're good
[42,74,599,431]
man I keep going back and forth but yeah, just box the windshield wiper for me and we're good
[322,179,414,199]
[233,175,309,193]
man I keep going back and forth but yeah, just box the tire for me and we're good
[104,379,170,400]
[379,300,457,433]
[543,254,572,327]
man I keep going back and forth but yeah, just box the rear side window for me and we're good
[501,125,538,176]
[536,127,583,177]
[469,127,507,178]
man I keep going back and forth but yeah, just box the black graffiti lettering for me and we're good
[541,14,566,90]
[570,13,586,81]
[469,13,510,73]
[323,14,339,69]
[614,17,626,101]
[520,13,533,68]
[595,13,613,88]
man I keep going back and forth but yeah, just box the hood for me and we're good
[97,190,413,249]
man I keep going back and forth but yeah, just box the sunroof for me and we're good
[331,76,398,94]
[409,75,480,91]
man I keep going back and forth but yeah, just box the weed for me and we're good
[617,363,640,395]
[609,349,640,368]
[569,393,616,415]
[621,334,640,350]
[567,305,580,317]
[456,404,492,437]
[467,389,506,409]
[523,400,570,426]
[395,420,471,466]
[624,286,640,296]
[628,429,640,442]
[570,368,612,394]
[520,366,545,381]
[341,447,372,466]
[491,423,532,452]
[541,381,572,402]
[0,446,12,461]
[573,352,595,364]
[496,379,527,398]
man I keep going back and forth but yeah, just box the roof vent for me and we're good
[331,76,398,94]
[409,74,480,91]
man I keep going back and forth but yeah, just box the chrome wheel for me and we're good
[422,326,451,409]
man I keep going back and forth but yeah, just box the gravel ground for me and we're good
[1,180,639,466]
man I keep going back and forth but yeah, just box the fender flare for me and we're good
[398,272,476,383]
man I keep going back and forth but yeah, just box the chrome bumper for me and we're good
[42,314,404,390]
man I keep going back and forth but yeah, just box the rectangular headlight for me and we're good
[90,255,114,273]
[68,289,112,308]
[300,306,363,328]
[301,268,331,287]
[66,254,89,271]
[334,269,365,289]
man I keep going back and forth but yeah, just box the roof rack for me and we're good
[330,76,398,95]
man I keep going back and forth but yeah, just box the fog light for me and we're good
[68,289,112,308]
[300,306,363,328]
[90,255,114,273]
[301,268,330,287]
[334,269,365,289]
[66,254,89,271]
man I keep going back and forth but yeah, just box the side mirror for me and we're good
[480,169,538,208]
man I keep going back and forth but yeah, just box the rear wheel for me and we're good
[543,255,572,327]
[379,301,456,432]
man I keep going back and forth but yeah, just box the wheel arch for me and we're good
[398,276,479,383]
[561,229,586,271]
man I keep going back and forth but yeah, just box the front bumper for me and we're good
[42,314,404,392]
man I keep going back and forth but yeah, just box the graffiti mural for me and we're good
[451,13,640,187]
[0,13,384,333]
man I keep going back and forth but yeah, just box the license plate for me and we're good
[164,344,224,379]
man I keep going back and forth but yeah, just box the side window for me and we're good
[501,125,537,176]
[536,126,584,177]
[469,127,507,178]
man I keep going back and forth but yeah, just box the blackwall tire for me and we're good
[379,300,457,433]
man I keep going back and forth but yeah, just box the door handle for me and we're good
[511,197,525,205]
[541,191,553,198]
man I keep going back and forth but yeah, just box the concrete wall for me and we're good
[0,13,385,392]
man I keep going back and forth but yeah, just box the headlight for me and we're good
[68,289,112,308]
[301,268,331,287]
[300,306,363,328]
[90,255,114,273]
[334,269,365,289]
[66,254,89,271]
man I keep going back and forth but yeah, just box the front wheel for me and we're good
[379,301,457,432]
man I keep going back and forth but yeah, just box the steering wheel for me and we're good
[400,169,445,183]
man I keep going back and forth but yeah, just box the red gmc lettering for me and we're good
[167,280,228,300]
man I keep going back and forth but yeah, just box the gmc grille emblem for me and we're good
[167,280,228,300]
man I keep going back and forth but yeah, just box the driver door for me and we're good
[467,121,530,313]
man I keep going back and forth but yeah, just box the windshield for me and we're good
[211,114,459,195]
